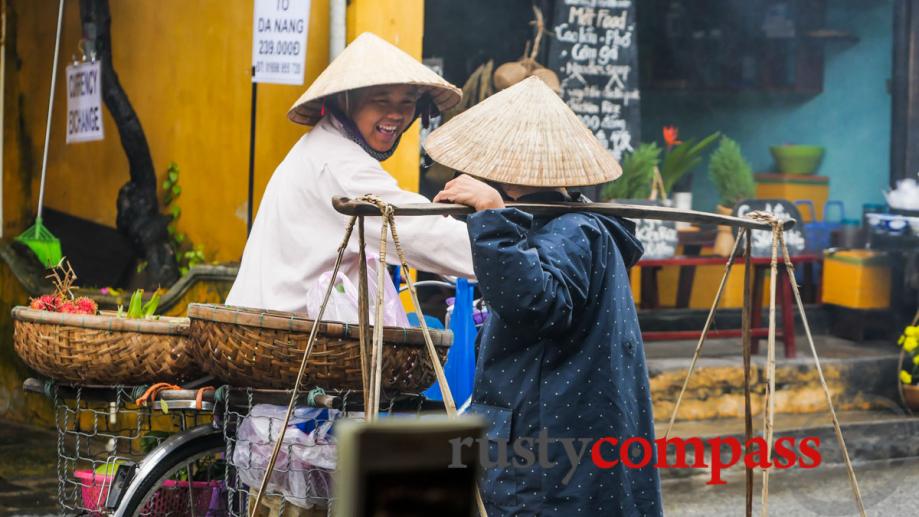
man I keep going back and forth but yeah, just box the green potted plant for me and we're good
[600,143,661,202]
[659,126,719,229]
[708,136,756,256]
[660,126,720,194]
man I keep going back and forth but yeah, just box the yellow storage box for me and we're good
[755,173,829,219]
[822,250,890,309]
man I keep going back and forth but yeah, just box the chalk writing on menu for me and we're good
[733,199,807,257]
[548,0,640,161]
[624,201,679,259]
[635,219,678,259]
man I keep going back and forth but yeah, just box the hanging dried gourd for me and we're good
[493,6,561,93]
[493,60,529,91]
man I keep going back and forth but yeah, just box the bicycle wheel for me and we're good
[115,425,228,517]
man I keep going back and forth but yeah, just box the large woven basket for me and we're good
[188,303,452,391]
[12,307,198,384]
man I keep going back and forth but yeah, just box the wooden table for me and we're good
[636,254,822,358]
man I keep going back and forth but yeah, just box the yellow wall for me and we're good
[0,257,54,427]
[3,0,424,261]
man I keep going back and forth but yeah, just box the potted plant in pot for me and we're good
[660,126,719,226]
[600,143,660,202]
[708,136,756,256]
[898,318,919,412]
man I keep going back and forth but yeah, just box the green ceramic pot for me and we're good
[770,145,825,175]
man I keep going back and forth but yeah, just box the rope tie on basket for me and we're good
[250,212,358,516]
[133,383,215,411]
[753,211,866,516]
[195,386,215,411]
[777,228,866,516]
[662,209,867,517]
[134,383,181,406]
[664,226,747,441]
[253,195,486,517]
[734,210,784,516]
[353,194,457,417]
[356,194,393,420]
[352,194,486,516]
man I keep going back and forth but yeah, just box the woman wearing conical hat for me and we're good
[227,33,474,313]
[429,77,662,517]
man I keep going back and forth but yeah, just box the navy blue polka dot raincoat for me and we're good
[466,198,662,517]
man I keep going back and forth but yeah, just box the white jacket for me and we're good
[226,115,474,313]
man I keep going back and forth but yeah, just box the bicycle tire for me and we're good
[115,426,227,517]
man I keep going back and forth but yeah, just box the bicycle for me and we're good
[26,377,442,516]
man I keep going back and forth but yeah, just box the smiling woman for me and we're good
[345,85,420,152]
[226,33,475,315]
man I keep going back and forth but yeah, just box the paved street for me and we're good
[662,457,919,517]
[2,418,917,516]
[0,423,57,516]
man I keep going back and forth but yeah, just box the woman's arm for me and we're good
[328,164,475,278]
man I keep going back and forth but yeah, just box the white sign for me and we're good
[65,61,104,143]
[252,0,311,85]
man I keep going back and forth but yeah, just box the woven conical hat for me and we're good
[424,76,621,187]
[288,32,461,126]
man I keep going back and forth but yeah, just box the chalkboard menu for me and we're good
[635,219,678,259]
[547,0,640,162]
[624,200,678,259]
[732,199,806,257]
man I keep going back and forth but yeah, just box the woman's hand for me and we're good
[433,175,505,211]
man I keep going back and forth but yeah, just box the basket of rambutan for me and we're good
[11,261,198,384]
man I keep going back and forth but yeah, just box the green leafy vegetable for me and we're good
[142,291,160,318]
[127,289,144,319]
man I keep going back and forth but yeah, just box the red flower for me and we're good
[663,125,682,148]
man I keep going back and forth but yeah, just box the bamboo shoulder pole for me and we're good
[332,196,796,231]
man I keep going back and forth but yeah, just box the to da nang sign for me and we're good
[66,61,103,143]
[548,0,640,161]
[733,199,807,257]
[252,0,311,85]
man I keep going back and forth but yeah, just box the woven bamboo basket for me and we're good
[11,306,198,384]
[188,303,452,391]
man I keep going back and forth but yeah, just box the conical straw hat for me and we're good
[288,32,461,126]
[424,76,621,187]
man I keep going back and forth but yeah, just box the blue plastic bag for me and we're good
[423,278,476,404]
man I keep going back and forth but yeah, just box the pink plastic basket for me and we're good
[74,469,224,516]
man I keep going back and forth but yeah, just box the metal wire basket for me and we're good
[44,381,435,516]
[52,384,221,516]
[221,388,366,517]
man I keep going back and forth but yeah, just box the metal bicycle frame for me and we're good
[111,423,224,516]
